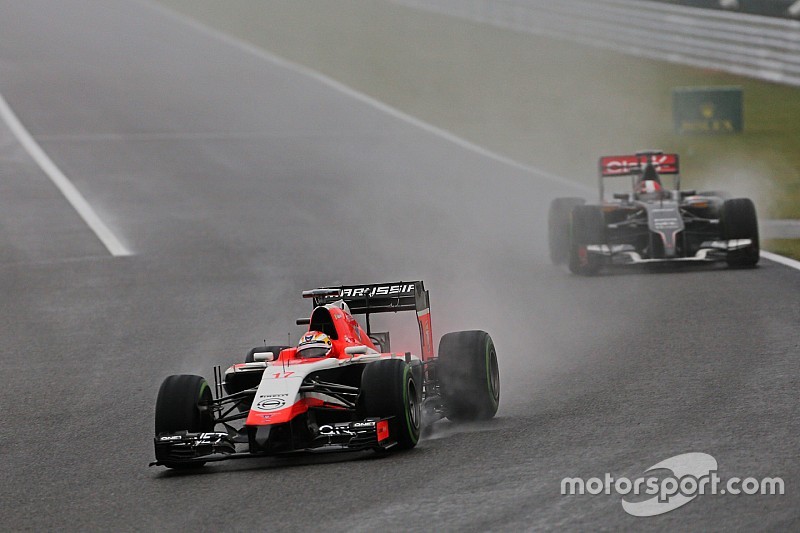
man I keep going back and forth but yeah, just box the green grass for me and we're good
[156,0,800,257]
[764,239,800,259]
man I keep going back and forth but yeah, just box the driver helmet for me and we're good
[297,331,332,359]
[636,179,665,201]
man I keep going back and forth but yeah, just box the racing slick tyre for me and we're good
[360,359,421,451]
[568,205,605,276]
[438,330,500,422]
[155,374,215,469]
[721,198,760,268]
[245,345,289,363]
[548,197,586,265]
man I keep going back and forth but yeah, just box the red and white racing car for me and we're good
[152,281,500,468]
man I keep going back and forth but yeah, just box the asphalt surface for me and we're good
[0,1,798,531]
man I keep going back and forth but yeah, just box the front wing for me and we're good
[586,239,753,265]
[151,418,394,467]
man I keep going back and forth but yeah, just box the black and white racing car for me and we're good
[548,150,760,275]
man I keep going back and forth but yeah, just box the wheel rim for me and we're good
[197,381,215,431]
[406,378,420,429]
[488,348,500,401]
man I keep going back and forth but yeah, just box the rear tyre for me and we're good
[568,205,605,276]
[360,359,421,450]
[155,374,215,469]
[438,330,500,422]
[548,197,586,264]
[722,198,759,267]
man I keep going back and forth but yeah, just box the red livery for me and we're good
[599,153,679,176]
[152,281,500,469]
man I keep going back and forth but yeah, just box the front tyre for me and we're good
[722,198,759,267]
[360,359,421,450]
[438,330,500,422]
[154,374,215,468]
[549,197,586,265]
[568,205,605,276]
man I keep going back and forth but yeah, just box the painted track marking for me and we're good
[139,0,589,195]
[760,250,800,271]
[0,92,132,257]
[141,1,800,272]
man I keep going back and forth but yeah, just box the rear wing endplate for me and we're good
[308,281,434,360]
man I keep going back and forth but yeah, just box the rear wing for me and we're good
[598,151,680,199]
[304,281,434,360]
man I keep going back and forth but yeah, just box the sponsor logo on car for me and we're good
[319,424,355,436]
[256,397,286,411]
[600,154,679,176]
[341,284,415,298]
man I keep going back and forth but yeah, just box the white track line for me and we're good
[0,93,132,257]
[142,1,800,273]
[139,0,589,196]
[760,250,800,271]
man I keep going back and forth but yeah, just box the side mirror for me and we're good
[613,193,630,202]
[302,288,341,299]
[344,345,368,355]
[296,318,311,325]
[252,351,275,362]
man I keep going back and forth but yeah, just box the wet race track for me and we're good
[0,1,798,530]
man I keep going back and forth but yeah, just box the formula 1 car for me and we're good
[151,281,500,469]
[548,150,759,275]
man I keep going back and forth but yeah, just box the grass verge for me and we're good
[763,239,800,259]
[155,0,800,257]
